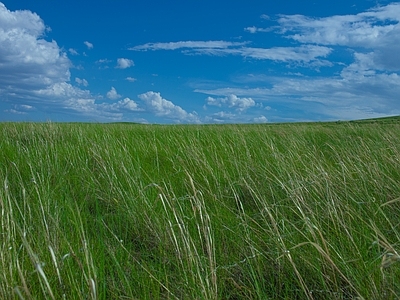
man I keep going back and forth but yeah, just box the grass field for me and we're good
[1,119,400,299]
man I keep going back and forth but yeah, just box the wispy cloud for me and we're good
[75,77,88,87]
[195,65,400,121]
[126,77,137,82]
[132,40,332,64]
[5,104,35,115]
[278,4,400,47]
[244,26,273,33]
[277,3,400,70]
[69,48,79,55]
[204,111,237,123]
[96,58,112,64]
[130,40,247,51]
[84,41,93,49]
[190,3,400,121]
[196,45,333,63]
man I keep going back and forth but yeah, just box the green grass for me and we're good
[1,119,400,299]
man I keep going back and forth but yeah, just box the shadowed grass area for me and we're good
[1,119,400,299]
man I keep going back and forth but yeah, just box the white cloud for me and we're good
[126,77,137,82]
[75,77,88,87]
[254,115,268,123]
[138,91,200,123]
[278,5,400,47]
[277,3,400,70]
[117,98,140,111]
[206,94,256,111]
[245,26,258,34]
[131,40,248,51]
[216,45,332,63]
[196,65,400,121]
[116,58,134,69]
[0,3,148,122]
[97,58,111,64]
[5,104,35,115]
[213,111,236,118]
[84,41,93,49]
[244,26,272,33]
[190,3,400,121]
[0,3,70,99]
[106,87,121,100]
[5,109,26,115]
[69,48,79,55]
[0,3,45,34]
[35,82,89,98]
[18,104,34,110]
[204,111,237,123]
[96,58,111,69]
[104,97,141,112]
[132,39,331,65]
[131,3,400,70]
[62,93,142,121]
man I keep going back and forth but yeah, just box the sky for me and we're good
[1,0,400,124]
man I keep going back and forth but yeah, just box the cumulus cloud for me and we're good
[206,94,256,111]
[106,87,121,100]
[116,58,134,69]
[254,115,268,123]
[84,41,93,49]
[138,91,200,123]
[62,92,142,121]
[102,97,141,112]
[0,3,177,123]
[116,98,140,111]
[0,3,71,100]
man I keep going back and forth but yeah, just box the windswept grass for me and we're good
[1,120,400,299]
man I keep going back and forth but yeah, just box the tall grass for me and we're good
[1,121,400,299]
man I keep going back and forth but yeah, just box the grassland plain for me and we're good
[1,120,400,299]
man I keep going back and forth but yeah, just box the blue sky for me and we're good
[1,0,400,123]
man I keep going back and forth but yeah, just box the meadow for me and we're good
[1,119,400,299]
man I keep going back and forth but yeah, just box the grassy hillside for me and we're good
[1,121,400,299]
[350,115,400,124]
